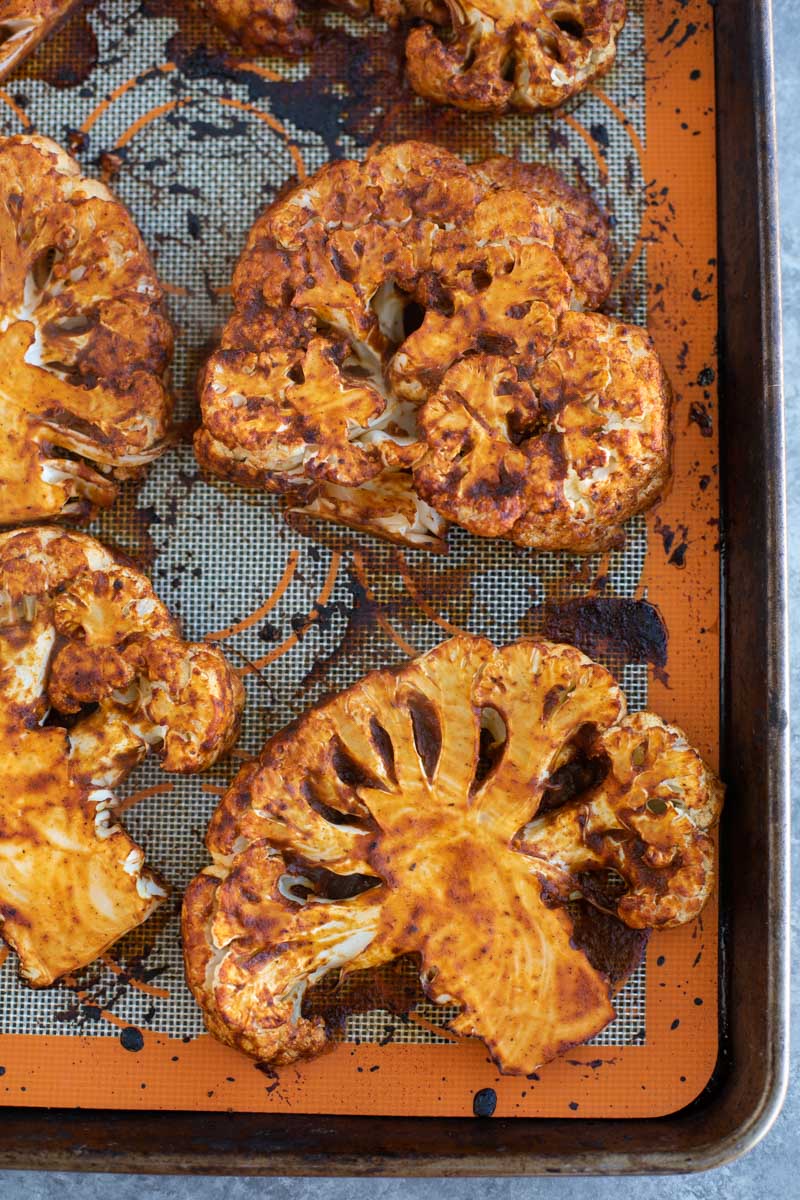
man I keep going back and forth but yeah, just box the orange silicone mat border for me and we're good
[0,0,720,1118]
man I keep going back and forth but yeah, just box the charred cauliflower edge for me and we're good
[0,134,173,526]
[0,526,244,987]
[183,635,722,1074]
[195,140,670,554]
[205,0,627,114]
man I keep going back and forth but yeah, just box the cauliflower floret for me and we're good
[196,141,664,554]
[200,340,388,492]
[0,1,84,80]
[388,240,573,403]
[205,1,626,113]
[472,156,613,310]
[292,472,448,551]
[183,636,722,1073]
[0,135,173,525]
[411,356,542,537]
[414,313,672,552]
[517,711,725,928]
[203,0,315,53]
[125,637,246,773]
[0,527,244,987]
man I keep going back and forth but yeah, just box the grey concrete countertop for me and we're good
[2,1,797,1194]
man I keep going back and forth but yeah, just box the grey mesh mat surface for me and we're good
[0,0,649,1049]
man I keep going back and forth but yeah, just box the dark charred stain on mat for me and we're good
[689,400,714,437]
[119,1026,144,1053]
[653,517,689,568]
[535,596,668,670]
[473,1087,497,1117]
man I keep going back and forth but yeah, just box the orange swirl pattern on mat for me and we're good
[23,55,308,195]
[233,551,343,675]
[219,96,307,178]
[351,551,417,659]
[205,550,300,642]
[79,64,178,134]
[101,957,171,1001]
[589,84,648,292]
[62,979,136,1032]
[114,97,192,148]
[590,85,647,162]
[559,112,610,183]
[407,1013,462,1042]
[0,90,31,127]
[394,551,469,639]
[115,782,175,814]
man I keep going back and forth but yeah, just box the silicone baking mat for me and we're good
[0,0,720,1118]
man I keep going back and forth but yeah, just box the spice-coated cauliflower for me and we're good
[204,0,315,53]
[404,0,627,113]
[195,142,670,554]
[0,527,244,987]
[205,0,627,114]
[0,135,173,525]
[0,1,84,80]
[183,636,722,1073]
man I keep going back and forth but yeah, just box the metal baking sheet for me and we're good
[0,0,788,1172]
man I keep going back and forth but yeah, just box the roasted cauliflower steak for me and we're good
[196,141,670,554]
[206,0,627,113]
[0,1,84,81]
[0,526,244,987]
[0,134,173,525]
[183,636,722,1073]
